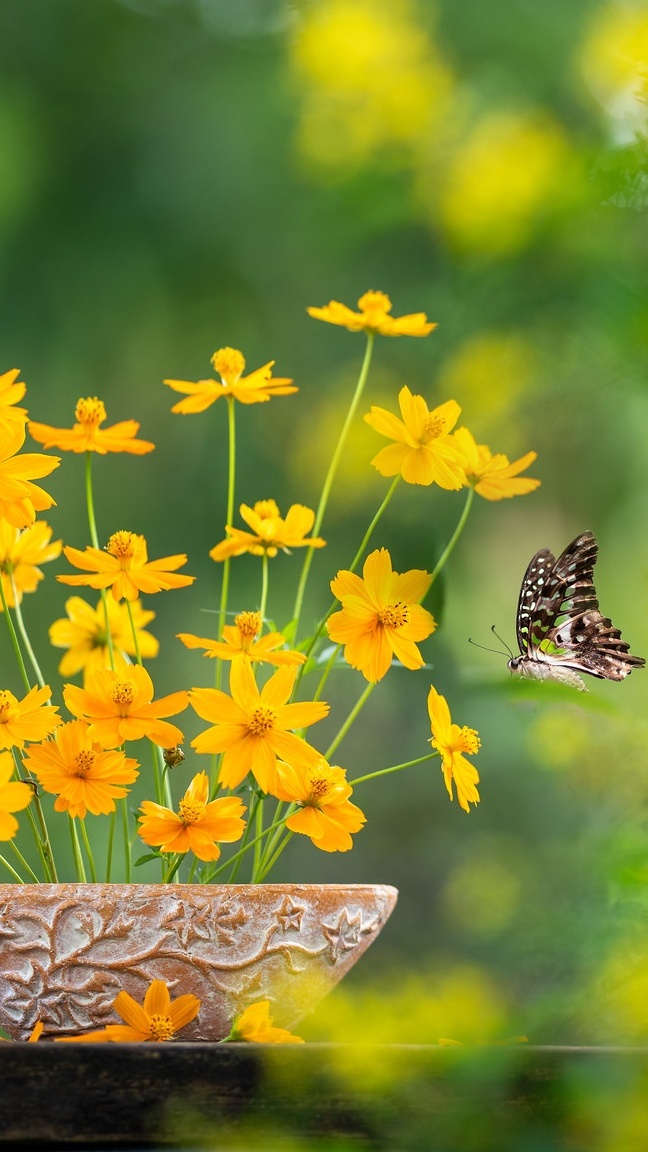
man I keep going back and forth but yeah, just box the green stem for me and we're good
[105,809,116,882]
[69,816,87,882]
[16,754,58,881]
[9,839,40,882]
[0,852,26,882]
[312,642,341,703]
[126,600,142,665]
[256,828,294,882]
[292,332,375,639]
[120,798,131,882]
[428,486,475,589]
[9,576,46,689]
[259,552,269,622]
[78,818,97,882]
[216,397,237,690]
[85,450,115,670]
[0,576,31,692]
[349,752,437,787]
[163,854,183,883]
[208,812,289,882]
[325,680,375,760]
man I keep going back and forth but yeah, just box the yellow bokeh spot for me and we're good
[290,0,454,170]
[438,109,571,256]
[578,2,648,102]
[527,707,591,770]
[436,332,536,440]
[442,856,521,937]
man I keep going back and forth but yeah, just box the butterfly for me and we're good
[508,530,645,691]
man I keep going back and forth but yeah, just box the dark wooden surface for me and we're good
[1,1043,647,1150]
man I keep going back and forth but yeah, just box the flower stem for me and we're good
[126,600,142,665]
[0,575,31,692]
[78,817,97,882]
[69,816,87,882]
[105,809,116,881]
[428,486,474,589]
[292,332,375,639]
[349,752,437,787]
[325,680,376,760]
[259,552,269,622]
[216,397,237,689]
[9,839,40,882]
[10,576,46,689]
[0,852,26,882]
[256,828,294,881]
[85,450,115,670]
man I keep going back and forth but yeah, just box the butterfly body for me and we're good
[508,531,645,690]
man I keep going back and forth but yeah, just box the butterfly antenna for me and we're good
[491,624,514,659]
[468,634,510,658]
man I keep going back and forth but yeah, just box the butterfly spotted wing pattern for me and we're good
[508,531,645,691]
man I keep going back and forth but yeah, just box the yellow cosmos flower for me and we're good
[57,979,201,1043]
[49,595,158,682]
[0,750,33,840]
[0,685,62,750]
[63,665,188,749]
[451,426,541,501]
[165,346,297,412]
[274,758,366,852]
[178,610,305,667]
[228,1000,304,1044]
[427,686,480,813]
[57,530,195,602]
[307,290,436,337]
[28,396,155,455]
[0,520,62,610]
[138,770,246,862]
[24,719,139,818]
[327,548,435,683]
[209,499,326,561]
[0,368,29,437]
[0,424,60,529]
[364,386,465,488]
[189,661,329,794]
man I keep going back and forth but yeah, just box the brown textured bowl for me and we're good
[0,883,398,1041]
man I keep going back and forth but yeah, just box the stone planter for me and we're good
[0,882,398,1041]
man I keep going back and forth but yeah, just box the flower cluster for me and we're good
[0,291,541,893]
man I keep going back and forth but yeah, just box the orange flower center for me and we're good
[458,726,481,754]
[106,531,137,561]
[148,1014,175,1041]
[423,414,446,441]
[111,680,135,710]
[75,397,107,429]
[211,346,245,384]
[235,611,262,640]
[0,690,19,723]
[247,706,276,736]
[178,797,204,825]
[358,290,391,320]
[377,602,409,630]
[252,499,280,522]
[73,750,96,777]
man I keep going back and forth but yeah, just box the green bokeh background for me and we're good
[1,0,648,1046]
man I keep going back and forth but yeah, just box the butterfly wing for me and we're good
[517,531,644,681]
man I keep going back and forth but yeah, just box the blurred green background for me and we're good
[1,0,648,1048]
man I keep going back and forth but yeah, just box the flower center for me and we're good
[247,706,276,736]
[423,414,445,441]
[75,397,107,429]
[303,761,338,808]
[235,611,262,640]
[73,750,96,777]
[252,499,280,522]
[377,601,409,630]
[0,690,19,723]
[112,680,135,710]
[178,797,204,825]
[211,346,245,385]
[358,290,391,321]
[458,726,481,754]
[148,1014,175,1042]
[106,531,137,561]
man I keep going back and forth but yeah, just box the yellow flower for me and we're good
[28,397,155,455]
[0,424,60,529]
[63,665,188,749]
[427,686,480,813]
[364,387,465,487]
[209,499,325,561]
[165,346,297,412]
[451,426,541,501]
[138,770,246,862]
[57,530,195,602]
[178,610,305,667]
[0,368,29,437]
[0,685,62,749]
[0,750,33,840]
[327,548,435,683]
[307,290,436,337]
[274,758,366,852]
[24,719,139,818]
[228,1000,304,1044]
[0,520,62,610]
[57,979,201,1043]
[189,661,329,794]
[49,595,158,682]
